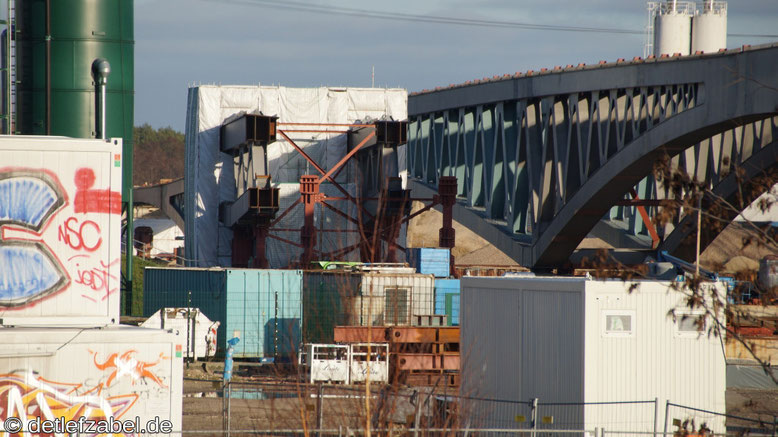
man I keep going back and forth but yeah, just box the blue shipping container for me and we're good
[408,247,451,278]
[434,278,460,325]
[143,268,303,359]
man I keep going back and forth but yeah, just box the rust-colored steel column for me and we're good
[438,176,457,276]
[300,175,320,266]
[253,226,270,268]
[438,176,457,248]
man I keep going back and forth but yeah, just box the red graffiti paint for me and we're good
[58,217,102,252]
[72,257,119,300]
[74,168,121,215]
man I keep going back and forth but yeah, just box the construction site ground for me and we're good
[183,362,777,433]
[183,363,439,434]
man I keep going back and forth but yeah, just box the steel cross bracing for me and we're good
[407,43,778,269]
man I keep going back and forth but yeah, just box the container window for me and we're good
[675,313,705,336]
[601,310,635,337]
[385,287,409,325]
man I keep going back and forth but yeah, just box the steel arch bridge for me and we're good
[407,43,778,269]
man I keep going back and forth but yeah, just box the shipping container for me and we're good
[434,279,460,325]
[460,277,727,433]
[303,270,362,344]
[143,268,302,359]
[303,270,435,343]
[0,325,183,433]
[356,272,435,326]
[407,248,451,277]
[0,136,123,326]
[141,307,220,361]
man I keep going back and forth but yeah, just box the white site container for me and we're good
[356,273,435,326]
[303,344,350,384]
[349,343,389,384]
[0,325,183,433]
[0,136,123,326]
[461,277,727,434]
[140,307,220,361]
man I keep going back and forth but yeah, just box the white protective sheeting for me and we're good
[184,86,408,267]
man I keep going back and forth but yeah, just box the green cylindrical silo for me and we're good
[15,0,134,201]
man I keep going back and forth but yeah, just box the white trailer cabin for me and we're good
[460,277,726,434]
[0,325,183,433]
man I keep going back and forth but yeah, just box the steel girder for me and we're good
[407,43,778,269]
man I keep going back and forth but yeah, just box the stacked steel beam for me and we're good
[334,325,460,387]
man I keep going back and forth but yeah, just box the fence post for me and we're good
[413,393,422,437]
[530,398,538,437]
[594,426,599,437]
[654,397,659,437]
[316,383,324,437]
[226,381,232,437]
[663,400,670,437]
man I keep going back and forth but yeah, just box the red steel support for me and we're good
[629,188,661,248]
[300,175,321,266]
[318,131,375,183]
[438,176,457,248]
[253,226,270,268]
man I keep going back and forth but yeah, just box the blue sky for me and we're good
[135,0,778,131]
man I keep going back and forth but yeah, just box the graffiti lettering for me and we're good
[72,258,119,300]
[58,217,102,252]
[73,168,121,215]
[91,350,170,388]
[0,371,137,437]
[0,169,70,309]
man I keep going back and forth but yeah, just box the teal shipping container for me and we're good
[434,278,460,326]
[143,268,302,359]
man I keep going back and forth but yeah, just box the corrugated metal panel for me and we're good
[0,137,123,325]
[303,271,362,343]
[357,273,435,325]
[143,267,303,359]
[583,280,727,433]
[434,279,460,325]
[225,269,303,359]
[462,277,727,434]
[407,248,451,277]
[0,326,182,431]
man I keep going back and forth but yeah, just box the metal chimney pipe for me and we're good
[91,58,111,139]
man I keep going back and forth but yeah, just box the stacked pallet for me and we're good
[333,326,460,387]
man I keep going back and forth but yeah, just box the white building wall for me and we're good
[583,280,727,433]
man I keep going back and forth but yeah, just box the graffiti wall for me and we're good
[0,137,123,323]
[0,326,183,436]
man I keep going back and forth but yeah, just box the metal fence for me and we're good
[664,401,778,436]
[461,397,657,437]
[187,379,739,437]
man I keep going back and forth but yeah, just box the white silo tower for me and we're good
[691,1,727,53]
[653,1,694,56]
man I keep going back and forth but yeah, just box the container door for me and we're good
[262,271,302,362]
